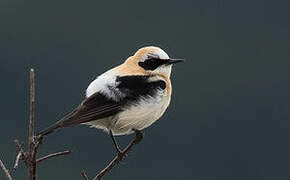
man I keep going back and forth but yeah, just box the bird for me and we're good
[37,46,183,153]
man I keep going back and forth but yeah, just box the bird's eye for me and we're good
[138,58,163,70]
[144,59,156,66]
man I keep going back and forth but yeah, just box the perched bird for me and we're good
[38,46,183,153]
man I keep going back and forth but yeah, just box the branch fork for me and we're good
[1,69,71,180]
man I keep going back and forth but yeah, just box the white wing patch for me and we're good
[86,73,124,101]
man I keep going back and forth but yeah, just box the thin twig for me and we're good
[14,139,24,152]
[13,139,26,168]
[0,159,12,180]
[29,69,35,150]
[36,150,72,164]
[81,171,89,180]
[93,131,143,180]
[34,136,43,150]
[28,68,36,180]
[13,152,22,170]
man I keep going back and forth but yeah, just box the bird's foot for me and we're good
[117,150,128,160]
[116,148,124,157]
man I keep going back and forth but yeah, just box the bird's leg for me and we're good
[109,129,143,159]
[132,129,143,144]
[109,130,122,156]
[95,129,144,179]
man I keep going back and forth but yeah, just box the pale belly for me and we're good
[86,95,170,136]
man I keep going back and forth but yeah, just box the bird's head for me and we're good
[125,46,184,78]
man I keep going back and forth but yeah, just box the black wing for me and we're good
[37,92,122,136]
[116,75,166,102]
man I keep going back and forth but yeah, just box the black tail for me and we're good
[36,108,78,137]
[37,122,62,137]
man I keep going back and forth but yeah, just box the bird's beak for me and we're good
[165,59,185,65]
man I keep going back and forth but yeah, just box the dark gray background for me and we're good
[1,0,290,179]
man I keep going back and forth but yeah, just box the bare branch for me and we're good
[93,131,143,180]
[36,150,72,164]
[13,139,26,168]
[13,152,23,170]
[29,68,35,152]
[9,69,71,179]
[34,136,43,150]
[28,68,36,180]
[0,159,12,180]
[81,171,89,180]
[14,139,24,152]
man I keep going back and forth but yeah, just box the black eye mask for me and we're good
[138,57,184,71]
[138,58,166,71]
